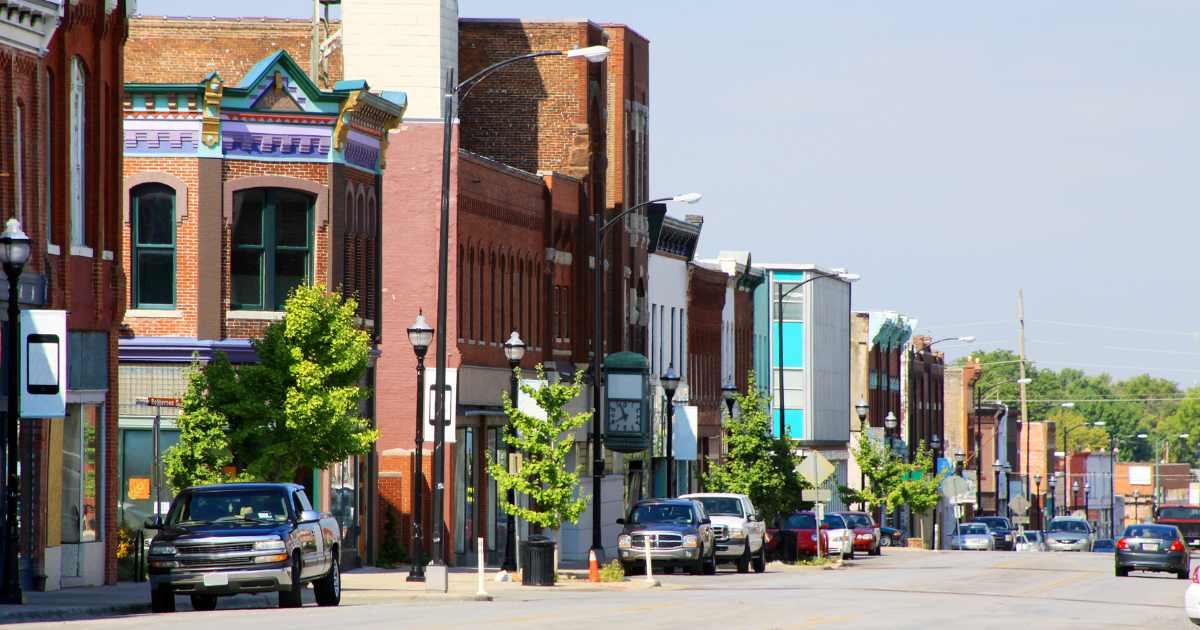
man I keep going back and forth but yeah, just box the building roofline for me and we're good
[131,15,320,23]
[601,23,651,44]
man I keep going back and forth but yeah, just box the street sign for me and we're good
[1008,495,1031,515]
[1011,516,1030,525]
[797,450,836,486]
[139,396,180,408]
[941,476,974,504]
[802,488,833,503]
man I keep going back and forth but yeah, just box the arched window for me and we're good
[232,188,313,310]
[69,57,87,249]
[131,183,176,308]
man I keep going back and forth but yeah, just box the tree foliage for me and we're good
[898,442,947,518]
[165,286,378,490]
[848,432,906,512]
[487,366,590,531]
[703,373,807,523]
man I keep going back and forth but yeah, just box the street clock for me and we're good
[603,351,650,453]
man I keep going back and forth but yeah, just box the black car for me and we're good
[879,526,904,547]
[1115,524,1189,579]
[616,499,718,575]
[975,516,1015,550]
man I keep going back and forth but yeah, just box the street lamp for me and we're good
[500,331,526,572]
[1034,473,1043,530]
[775,268,858,439]
[1048,475,1057,519]
[661,366,680,497]
[722,376,738,419]
[426,45,609,589]
[884,412,898,452]
[0,218,29,604]
[929,434,942,549]
[405,312,434,583]
[590,192,700,557]
[1133,490,1141,523]
[1084,481,1091,522]
[855,397,869,425]
[954,450,964,474]
[1071,480,1079,514]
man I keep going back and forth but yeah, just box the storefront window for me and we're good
[119,427,180,531]
[330,456,358,550]
[63,404,102,543]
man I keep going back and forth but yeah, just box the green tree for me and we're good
[703,373,807,523]
[1050,407,1109,453]
[848,432,906,514]
[487,366,590,531]
[165,286,378,489]
[897,441,947,541]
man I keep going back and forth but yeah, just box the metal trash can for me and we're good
[521,535,556,586]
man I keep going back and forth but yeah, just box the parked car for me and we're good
[1091,539,1116,553]
[879,526,904,548]
[146,483,342,613]
[975,516,1016,550]
[1045,517,1094,552]
[836,511,881,556]
[949,523,994,551]
[1016,530,1046,552]
[1155,504,1200,549]
[1185,566,1200,625]
[821,512,855,560]
[680,493,767,573]
[617,499,717,576]
[766,511,828,560]
[1115,523,1189,579]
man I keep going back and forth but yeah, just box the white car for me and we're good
[1185,566,1200,625]
[821,512,855,560]
[680,493,767,573]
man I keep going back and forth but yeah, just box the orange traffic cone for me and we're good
[588,549,600,582]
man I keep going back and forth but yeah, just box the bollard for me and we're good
[475,538,493,601]
[643,533,660,587]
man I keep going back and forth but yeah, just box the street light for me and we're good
[722,376,738,419]
[929,434,942,549]
[405,312,434,583]
[1048,475,1057,519]
[775,268,859,439]
[855,397,869,424]
[426,45,609,589]
[1071,480,1079,514]
[1133,489,1141,523]
[884,412,898,452]
[1084,481,1091,521]
[954,450,964,474]
[0,218,29,604]
[500,331,526,572]
[661,366,680,497]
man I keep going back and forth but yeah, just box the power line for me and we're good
[994,396,1190,404]
[1102,345,1200,357]
[1030,319,1200,338]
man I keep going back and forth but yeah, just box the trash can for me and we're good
[521,535,556,586]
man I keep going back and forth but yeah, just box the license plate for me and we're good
[202,573,229,587]
[1141,543,1158,552]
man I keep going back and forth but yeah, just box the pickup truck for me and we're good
[680,493,767,573]
[1155,505,1200,549]
[145,482,341,613]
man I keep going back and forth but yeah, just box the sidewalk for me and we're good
[0,566,658,623]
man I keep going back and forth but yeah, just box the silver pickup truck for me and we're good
[145,482,341,612]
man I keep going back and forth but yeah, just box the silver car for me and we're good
[950,523,995,551]
[1045,517,1093,552]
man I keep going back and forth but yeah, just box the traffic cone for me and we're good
[588,549,600,582]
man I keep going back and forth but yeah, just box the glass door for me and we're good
[454,426,476,562]
[62,404,101,579]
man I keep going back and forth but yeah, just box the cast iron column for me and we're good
[407,349,427,582]
[502,361,519,571]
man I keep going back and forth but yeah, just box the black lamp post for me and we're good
[930,433,942,549]
[1084,481,1091,522]
[427,46,609,586]
[1048,475,1057,519]
[501,331,525,572]
[855,398,869,511]
[722,377,738,419]
[1034,474,1043,529]
[954,450,964,475]
[0,218,29,604]
[661,366,680,498]
[405,312,433,582]
[1133,490,1141,523]
[993,459,1003,517]
[1071,480,1079,514]
[884,411,897,527]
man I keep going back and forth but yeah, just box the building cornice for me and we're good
[0,0,63,56]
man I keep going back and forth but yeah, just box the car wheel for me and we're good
[189,594,218,611]
[736,546,751,573]
[314,555,341,606]
[880,536,891,548]
[278,553,304,608]
[690,560,705,576]
[752,542,767,573]
[1115,566,1129,577]
[151,589,175,614]
[869,543,881,556]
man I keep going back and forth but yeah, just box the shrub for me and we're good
[598,560,625,582]
[378,508,408,568]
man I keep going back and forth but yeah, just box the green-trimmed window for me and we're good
[131,183,175,308]
[231,188,313,310]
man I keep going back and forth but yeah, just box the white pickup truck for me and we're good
[680,493,767,573]
[145,482,341,613]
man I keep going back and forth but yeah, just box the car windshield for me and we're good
[695,497,743,517]
[1048,520,1089,534]
[977,517,1010,530]
[822,514,846,529]
[958,524,988,535]
[629,504,695,525]
[1123,525,1177,540]
[782,514,816,529]
[167,489,292,526]
[1156,506,1200,520]
[841,514,873,528]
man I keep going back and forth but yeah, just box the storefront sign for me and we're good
[21,309,67,418]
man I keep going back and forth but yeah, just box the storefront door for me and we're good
[61,403,103,586]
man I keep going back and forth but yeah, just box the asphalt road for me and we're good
[23,549,1194,630]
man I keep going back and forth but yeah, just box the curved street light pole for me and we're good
[429,47,609,584]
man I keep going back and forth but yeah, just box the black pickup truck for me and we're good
[145,483,341,613]
[1155,504,1200,549]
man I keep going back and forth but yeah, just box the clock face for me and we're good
[607,399,642,433]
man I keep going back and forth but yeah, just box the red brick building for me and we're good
[0,0,129,590]
[119,20,404,569]
[687,258,728,488]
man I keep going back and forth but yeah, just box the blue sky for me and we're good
[138,1,1200,385]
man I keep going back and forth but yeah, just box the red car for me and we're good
[766,511,829,560]
[836,511,881,556]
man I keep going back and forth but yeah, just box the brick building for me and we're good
[119,31,405,569]
[687,256,728,491]
[0,0,130,590]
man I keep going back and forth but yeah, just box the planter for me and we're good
[906,537,925,549]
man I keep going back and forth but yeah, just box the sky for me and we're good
[138,1,1200,386]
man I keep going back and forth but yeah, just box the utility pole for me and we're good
[1017,290,1031,511]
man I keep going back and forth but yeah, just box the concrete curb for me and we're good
[0,602,151,623]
